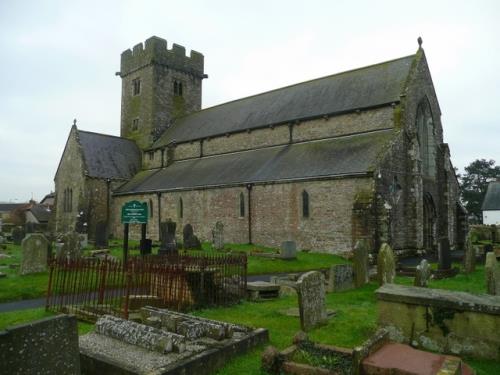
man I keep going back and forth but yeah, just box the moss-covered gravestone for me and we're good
[297,271,327,331]
[212,221,224,250]
[377,243,396,286]
[20,233,49,275]
[414,259,431,287]
[485,252,500,295]
[353,240,369,288]
[463,233,476,274]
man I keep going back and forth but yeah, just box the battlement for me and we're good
[120,36,205,78]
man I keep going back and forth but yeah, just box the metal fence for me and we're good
[45,252,247,321]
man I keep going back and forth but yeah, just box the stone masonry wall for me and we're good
[111,177,373,254]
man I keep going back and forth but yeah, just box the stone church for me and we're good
[54,36,466,255]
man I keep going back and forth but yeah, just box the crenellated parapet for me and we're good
[120,36,204,78]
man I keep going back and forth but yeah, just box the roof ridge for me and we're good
[179,54,416,117]
[78,129,137,144]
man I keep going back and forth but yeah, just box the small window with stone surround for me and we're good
[148,151,154,161]
[173,80,183,96]
[132,78,141,96]
[302,190,309,218]
[132,118,139,131]
[178,197,183,219]
[239,192,245,217]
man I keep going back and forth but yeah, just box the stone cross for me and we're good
[20,233,49,275]
[377,243,396,286]
[280,241,297,260]
[212,221,224,250]
[182,224,201,250]
[353,240,369,288]
[414,259,431,287]
[463,233,476,274]
[296,271,327,331]
[485,252,500,295]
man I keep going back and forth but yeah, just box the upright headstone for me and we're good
[296,271,327,331]
[463,233,476,274]
[377,243,396,286]
[327,264,354,292]
[20,233,49,275]
[212,221,224,250]
[485,252,500,295]
[12,227,25,246]
[414,259,431,287]
[95,221,108,248]
[183,224,201,250]
[58,231,82,260]
[353,240,369,288]
[438,237,452,270]
[159,220,177,254]
[79,233,88,249]
[280,241,297,260]
[0,315,80,374]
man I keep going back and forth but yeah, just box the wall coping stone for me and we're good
[376,284,500,316]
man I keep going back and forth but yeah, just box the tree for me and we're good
[459,159,500,223]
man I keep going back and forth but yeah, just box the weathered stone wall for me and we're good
[54,127,86,234]
[112,177,373,254]
[173,141,201,161]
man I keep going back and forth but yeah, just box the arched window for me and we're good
[416,99,436,178]
[239,192,245,217]
[302,190,310,218]
[178,197,183,219]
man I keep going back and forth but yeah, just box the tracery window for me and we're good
[416,99,436,178]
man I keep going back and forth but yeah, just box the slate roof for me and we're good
[78,130,142,180]
[152,55,415,148]
[116,129,392,195]
[0,203,27,212]
[482,181,500,210]
[28,204,51,223]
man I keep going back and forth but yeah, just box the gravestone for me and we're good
[377,243,396,286]
[414,259,431,287]
[280,241,297,260]
[0,315,80,374]
[212,221,224,250]
[183,224,201,250]
[353,239,369,288]
[491,225,497,243]
[296,271,327,331]
[12,227,25,245]
[463,233,476,274]
[79,233,88,249]
[485,252,500,295]
[20,233,49,275]
[438,237,452,270]
[159,220,177,254]
[95,221,108,248]
[327,264,354,292]
[58,231,82,260]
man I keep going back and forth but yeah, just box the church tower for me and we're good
[118,36,206,150]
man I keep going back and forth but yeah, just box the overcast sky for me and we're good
[1,0,499,202]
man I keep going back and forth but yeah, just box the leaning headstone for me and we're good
[183,224,201,250]
[296,271,327,331]
[12,227,25,245]
[58,231,82,260]
[414,259,431,287]
[95,221,108,248]
[327,264,354,292]
[438,237,452,270]
[212,221,224,250]
[353,240,369,288]
[485,252,500,295]
[0,315,80,374]
[463,233,476,274]
[280,241,297,260]
[377,243,396,286]
[159,220,177,254]
[20,233,49,275]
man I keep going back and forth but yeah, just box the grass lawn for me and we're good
[0,240,346,303]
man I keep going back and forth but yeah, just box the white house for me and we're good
[482,181,500,224]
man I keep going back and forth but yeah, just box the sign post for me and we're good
[121,201,148,264]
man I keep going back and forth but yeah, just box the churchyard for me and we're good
[1,229,500,374]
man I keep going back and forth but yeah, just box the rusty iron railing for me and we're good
[45,252,247,321]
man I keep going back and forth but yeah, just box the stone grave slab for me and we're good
[280,241,297,260]
[327,264,354,292]
[159,220,177,254]
[0,315,80,374]
[20,233,49,275]
[353,239,369,287]
[377,243,396,286]
[247,281,280,301]
[183,224,201,250]
[297,271,328,331]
